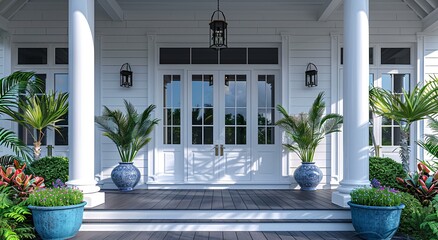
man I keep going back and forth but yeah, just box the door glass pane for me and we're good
[192,74,214,145]
[224,74,247,145]
[55,48,68,64]
[258,74,275,144]
[18,48,47,64]
[381,48,410,65]
[163,74,181,144]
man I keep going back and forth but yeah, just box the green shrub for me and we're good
[421,196,438,240]
[29,156,68,187]
[398,192,432,240]
[369,157,406,189]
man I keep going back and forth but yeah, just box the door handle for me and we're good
[214,145,219,156]
[220,145,225,156]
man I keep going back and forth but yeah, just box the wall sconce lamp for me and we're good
[305,63,318,87]
[120,63,133,88]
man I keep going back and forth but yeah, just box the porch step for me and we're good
[81,209,353,232]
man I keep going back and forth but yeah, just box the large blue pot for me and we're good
[348,202,405,240]
[111,162,141,191]
[29,201,86,240]
[293,162,323,191]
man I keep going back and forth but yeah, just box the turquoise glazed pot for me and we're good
[293,162,323,191]
[111,162,141,191]
[29,201,86,240]
[348,202,405,240]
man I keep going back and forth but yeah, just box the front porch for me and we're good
[81,189,353,232]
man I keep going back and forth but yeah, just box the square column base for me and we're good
[332,191,351,208]
[84,192,105,208]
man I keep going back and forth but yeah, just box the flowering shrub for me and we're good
[26,180,83,207]
[350,179,402,207]
[0,159,45,200]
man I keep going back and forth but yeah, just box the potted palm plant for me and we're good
[95,100,159,191]
[348,180,405,240]
[276,92,343,190]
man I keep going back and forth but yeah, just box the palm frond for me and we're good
[0,129,32,163]
[95,101,159,162]
[276,92,343,162]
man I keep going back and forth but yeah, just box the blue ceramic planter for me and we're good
[111,162,141,191]
[29,201,86,240]
[348,202,405,240]
[293,162,323,191]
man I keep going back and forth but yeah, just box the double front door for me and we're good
[156,70,284,184]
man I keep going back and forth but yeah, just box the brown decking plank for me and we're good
[103,231,128,239]
[194,231,210,240]
[179,231,196,240]
[274,190,322,209]
[187,190,205,210]
[249,231,268,240]
[200,189,214,210]
[223,231,238,240]
[261,190,298,210]
[71,231,115,240]
[116,231,142,240]
[212,190,224,209]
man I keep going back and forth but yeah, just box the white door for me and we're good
[187,71,251,183]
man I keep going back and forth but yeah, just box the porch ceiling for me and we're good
[1,0,438,32]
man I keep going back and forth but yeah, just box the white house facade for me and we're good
[0,0,437,207]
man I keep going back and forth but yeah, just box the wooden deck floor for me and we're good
[71,231,363,240]
[91,189,344,210]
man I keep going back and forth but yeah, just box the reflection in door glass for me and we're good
[225,74,247,144]
[192,74,214,144]
[163,75,181,144]
[258,75,275,144]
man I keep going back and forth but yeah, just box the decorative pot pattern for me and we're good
[111,162,141,191]
[348,202,405,240]
[293,162,323,191]
[29,201,86,240]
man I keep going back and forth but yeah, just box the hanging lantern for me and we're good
[305,63,318,87]
[209,0,228,49]
[120,63,133,88]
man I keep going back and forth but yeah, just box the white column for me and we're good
[67,0,104,208]
[332,0,370,207]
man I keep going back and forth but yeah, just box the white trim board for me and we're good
[80,222,354,232]
[84,209,351,220]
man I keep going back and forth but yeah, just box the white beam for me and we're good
[0,15,8,32]
[2,0,29,20]
[425,0,438,9]
[403,0,428,19]
[318,0,343,22]
[423,7,438,32]
[97,0,123,21]
[415,0,434,14]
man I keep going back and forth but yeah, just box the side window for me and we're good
[15,46,69,148]
[380,73,410,146]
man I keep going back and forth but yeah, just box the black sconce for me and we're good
[120,63,133,88]
[209,0,228,49]
[305,63,318,87]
